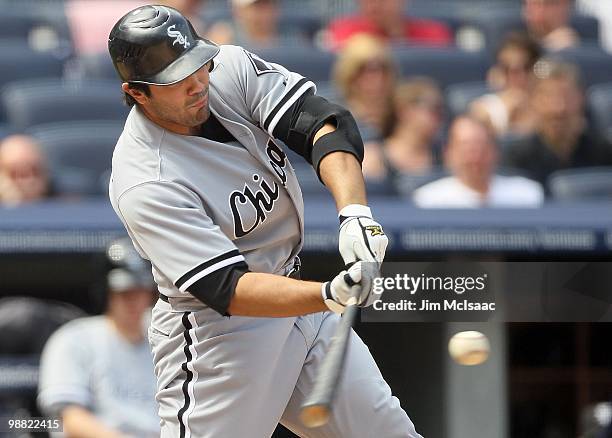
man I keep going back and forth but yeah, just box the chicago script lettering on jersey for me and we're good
[229,141,289,238]
[230,174,279,238]
[266,139,287,186]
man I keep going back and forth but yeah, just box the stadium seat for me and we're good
[27,120,124,196]
[67,52,119,81]
[553,46,612,89]
[547,167,612,201]
[0,7,72,47]
[249,46,335,82]
[0,42,66,88]
[1,79,128,131]
[587,83,612,137]
[393,47,490,88]
[445,81,490,118]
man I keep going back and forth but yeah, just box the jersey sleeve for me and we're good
[225,45,316,137]
[116,181,248,314]
[37,324,93,416]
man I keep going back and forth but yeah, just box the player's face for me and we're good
[134,63,212,135]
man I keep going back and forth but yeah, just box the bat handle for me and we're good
[300,301,359,427]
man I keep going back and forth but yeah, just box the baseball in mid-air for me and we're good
[448,330,490,366]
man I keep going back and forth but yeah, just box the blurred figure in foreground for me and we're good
[414,115,544,208]
[363,78,445,194]
[324,0,452,50]
[502,59,612,188]
[207,0,293,48]
[522,0,580,51]
[471,32,542,138]
[0,135,50,206]
[38,238,158,438]
[333,34,397,142]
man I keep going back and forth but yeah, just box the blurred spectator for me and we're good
[333,34,397,141]
[38,239,158,438]
[502,59,612,188]
[363,78,444,190]
[522,0,580,51]
[324,0,452,50]
[207,0,297,48]
[0,135,50,206]
[470,32,542,137]
[158,0,206,34]
[65,1,150,54]
[414,115,544,208]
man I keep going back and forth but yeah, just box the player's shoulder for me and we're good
[114,179,203,225]
[117,106,165,151]
[110,108,166,202]
[212,44,250,71]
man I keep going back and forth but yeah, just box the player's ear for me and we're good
[122,82,150,105]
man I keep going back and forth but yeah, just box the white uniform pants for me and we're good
[148,299,422,438]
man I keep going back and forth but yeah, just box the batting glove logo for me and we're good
[365,225,384,237]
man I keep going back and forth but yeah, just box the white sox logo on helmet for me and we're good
[167,25,190,49]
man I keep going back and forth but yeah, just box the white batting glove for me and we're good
[321,261,379,313]
[338,204,388,268]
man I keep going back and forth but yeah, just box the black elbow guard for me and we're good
[285,94,364,176]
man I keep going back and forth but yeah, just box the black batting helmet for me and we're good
[108,5,219,85]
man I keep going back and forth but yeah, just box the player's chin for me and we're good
[187,107,210,126]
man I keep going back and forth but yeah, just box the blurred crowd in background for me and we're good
[1,0,612,210]
[1,0,612,437]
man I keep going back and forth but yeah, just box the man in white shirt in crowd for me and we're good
[413,115,544,208]
[38,239,159,438]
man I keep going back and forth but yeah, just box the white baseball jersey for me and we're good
[109,45,315,313]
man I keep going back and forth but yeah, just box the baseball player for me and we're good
[107,5,422,438]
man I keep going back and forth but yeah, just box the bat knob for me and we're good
[300,405,330,428]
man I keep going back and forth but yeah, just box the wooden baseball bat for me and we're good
[299,293,360,428]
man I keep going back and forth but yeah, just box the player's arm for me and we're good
[229,261,378,317]
[273,94,389,266]
[313,123,367,211]
[229,274,325,316]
